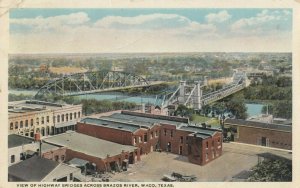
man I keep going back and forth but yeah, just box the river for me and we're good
[9,89,263,116]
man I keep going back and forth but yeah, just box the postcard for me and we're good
[0,0,299,188]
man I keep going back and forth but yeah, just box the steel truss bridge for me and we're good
[157,71,249,110]
[34,71,160,99]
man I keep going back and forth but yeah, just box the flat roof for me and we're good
[8,134,34,148]
[179,125,220,139]
[43,131,137,159]
[81,117,141,133]
[8,156,59,181]
[225,119,292,132]
[106,113,187,128]
[8,100,80,115]
[8,134,59,152]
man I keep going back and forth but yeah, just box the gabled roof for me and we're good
[8,156,59,181]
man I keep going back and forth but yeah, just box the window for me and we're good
[150,132,153,139]
[70,113,72,120]
[30,119,33,126]
[46,116,49,123]
[61,155,65,161]
[180,136,183,144]
[11,155,15,163]
[139,136,142,143]
[54,155,59,161]
[66,114,69,121]
[41,117,44,124]
[78,112,81,118]
[155,131,158,137]
[74,112,77,119]
[10,123,13,130]
[70,173,73,181]
[20,121,23,128]
[25,120,28,127]
[186,136,189,142]
[206,142,209,149]
[144,133,148,143]
[170,130,173,137]
[15,122,18,129]
[164,129,167,136]
[36,118,39,125]
[134,137,137,145]
[62,114,64,122]
[218,137,220,144]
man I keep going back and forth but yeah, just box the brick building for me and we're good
[8,100,82,138]
[224,119,292,150]
[43,131,140,173]
[77,111,222,165]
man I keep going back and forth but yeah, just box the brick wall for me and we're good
[42,147,67,163]
[236,126,292,150]
[77,122,133,145]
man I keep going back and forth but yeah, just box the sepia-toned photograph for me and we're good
[3,1,297,186]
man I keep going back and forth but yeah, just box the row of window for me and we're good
[133,130,159,144]
[54,112,80,123]
[9,111,81,130]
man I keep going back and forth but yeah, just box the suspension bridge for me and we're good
[156,71,250,110]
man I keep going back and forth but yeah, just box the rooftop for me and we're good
[224,119,292,132]
[8,134,34,148]
[179,125,221,139]
[8,100,80,115]
[8,156,59,181]
[43,131,137,159]
[80,117,142,133]
[105,112,188,128]
[8,134,59,152]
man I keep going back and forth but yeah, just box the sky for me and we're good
[9,8,292,53]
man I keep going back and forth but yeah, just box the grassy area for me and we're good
[191,114,221,128]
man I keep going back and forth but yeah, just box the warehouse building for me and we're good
[8,100,82,137]
[77,111,222,165]
[224,119,292,150]
[43,131,140,173]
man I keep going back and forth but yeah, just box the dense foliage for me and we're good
[248,159,292,182]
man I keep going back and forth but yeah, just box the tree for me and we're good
[174,104,193,119]
[248,159,292,182]
[225,93,248,119]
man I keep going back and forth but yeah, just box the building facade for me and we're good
[8,100,82,138]
[224,119,292,150]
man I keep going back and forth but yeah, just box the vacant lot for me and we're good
[110,142,292,182]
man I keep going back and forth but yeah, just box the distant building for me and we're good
[43,131,140,173]
[224,119,292,150]
[8,100,82,137]
[77,111,223,165]
[8,156,80,182]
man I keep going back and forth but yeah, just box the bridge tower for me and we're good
[193,81,202,109]
[178,81,186,103]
